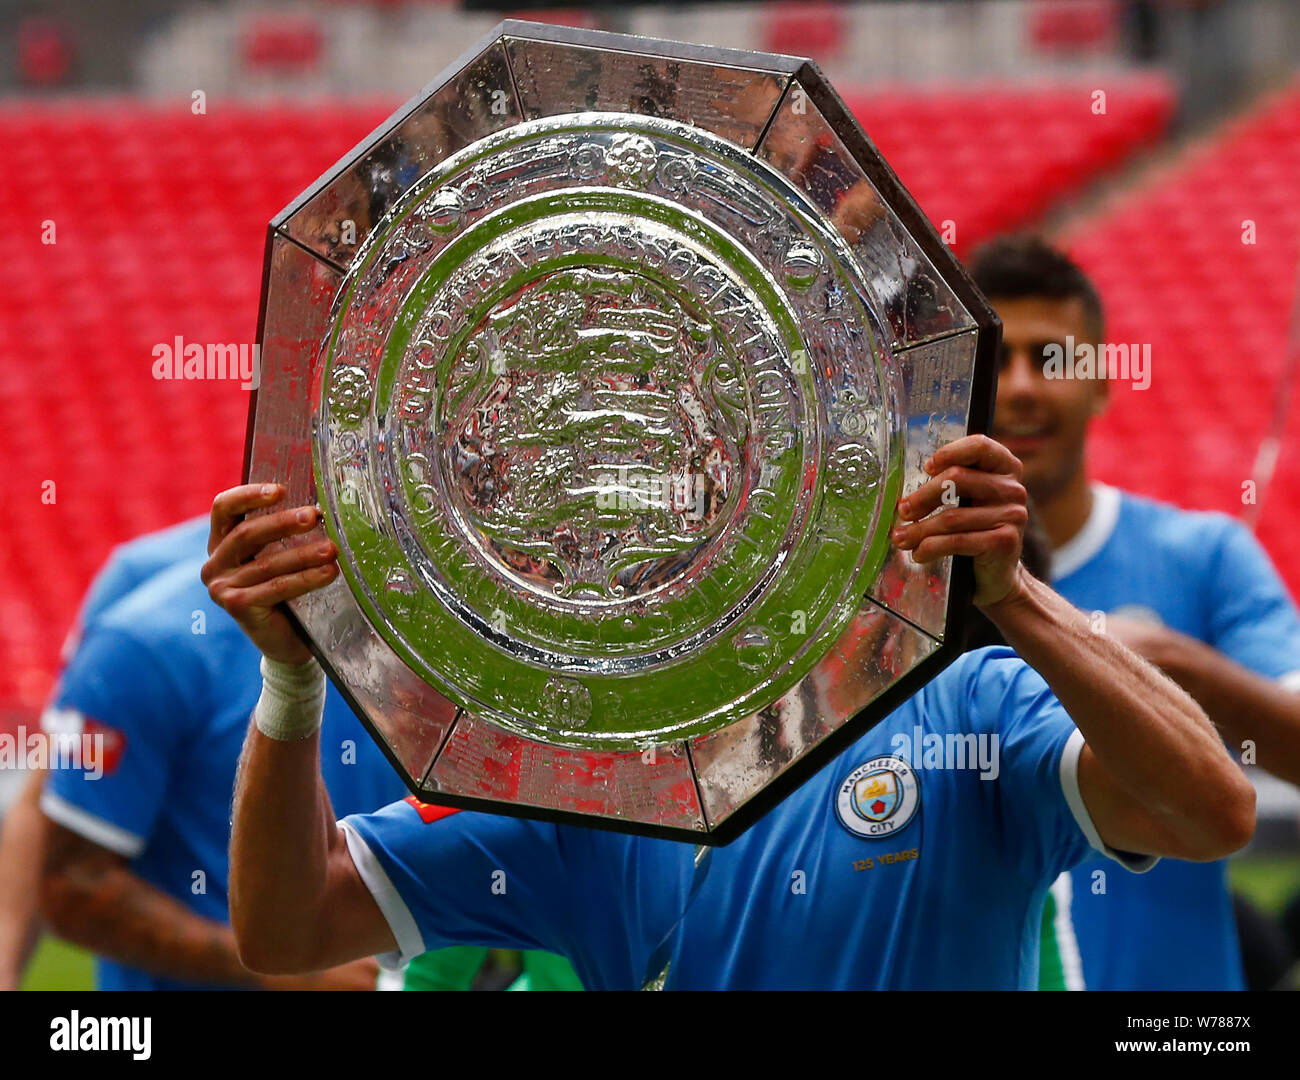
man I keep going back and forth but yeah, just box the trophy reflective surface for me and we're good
[245,20,998,843]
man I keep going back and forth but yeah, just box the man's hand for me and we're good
[889,434,1029,607]
[1101,614,1186,668]
[202,484,339,665]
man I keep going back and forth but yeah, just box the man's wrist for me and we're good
[974,561,1035,616]
[253,655,326,741]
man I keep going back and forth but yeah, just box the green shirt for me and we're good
[1038,876,1085,990]
[404,947,583,991]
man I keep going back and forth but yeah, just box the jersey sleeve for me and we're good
[1204,519,1300,686]
[339,799,582,967]
[40,624,195,859]
[57,549,150,664]
[964,649,1158,880]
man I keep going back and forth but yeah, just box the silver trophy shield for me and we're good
[244,20,998,844]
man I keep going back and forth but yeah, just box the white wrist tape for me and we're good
[254,655,326,741]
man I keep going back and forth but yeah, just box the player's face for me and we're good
[989,295,1107,504]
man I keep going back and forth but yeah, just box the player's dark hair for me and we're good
[968,234,1104,340]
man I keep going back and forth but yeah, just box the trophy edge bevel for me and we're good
[240,223,280,489]
[269,22,514,233]
[421,719,710,834]
[288,603,457,806]
[498,18,808,75]
[244,230,452,795]
[792,59,1000,336]
[699,628,968,846]
[269,19,809,239]
[788,59,1003,666]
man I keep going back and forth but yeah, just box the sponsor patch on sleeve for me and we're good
[40,706,127,776]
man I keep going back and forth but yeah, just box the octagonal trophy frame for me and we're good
[243,19,1000,845]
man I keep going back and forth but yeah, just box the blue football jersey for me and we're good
[339,647,1153,990]
[1052,484,1300,991]
[60,516,211,662]
[41,554,405,991]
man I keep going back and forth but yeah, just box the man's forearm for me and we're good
[43,846,369,989]
[230,722,339,973]
[0,771,48,989]
[982,572,1250,845]
[42,852,262,986]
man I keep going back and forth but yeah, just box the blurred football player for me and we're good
[32,515,401,989]
[973,233,1300,990]
[0,517,208,989]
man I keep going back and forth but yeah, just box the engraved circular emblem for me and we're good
[328,366,371,424]
[314,112,898,749]
[836,756,920,839]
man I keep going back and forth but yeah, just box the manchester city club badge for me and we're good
[835,755,920,839]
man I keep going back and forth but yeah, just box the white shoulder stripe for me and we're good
[39,790,145,859]
[1058,728,1158,873]
[1051,483,1121,581]
[338,819,426,970]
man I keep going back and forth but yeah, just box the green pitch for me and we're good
[20,936,92,991]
